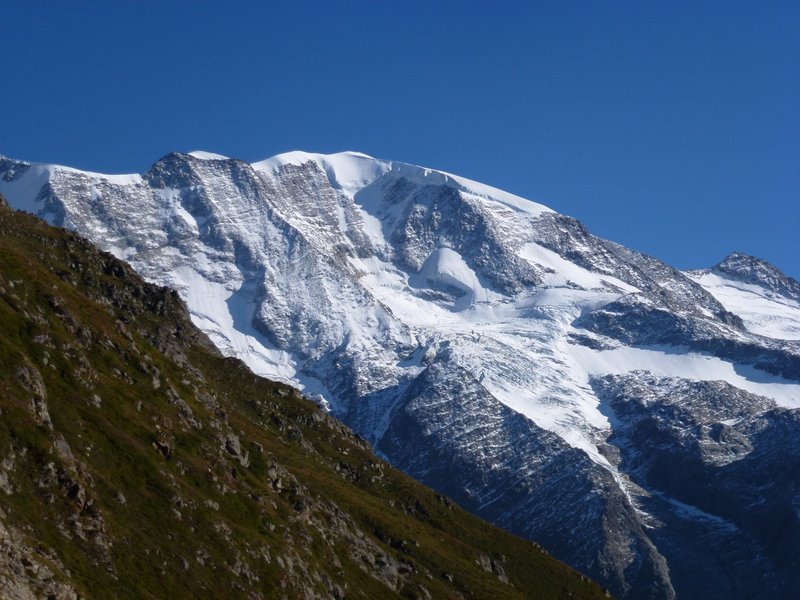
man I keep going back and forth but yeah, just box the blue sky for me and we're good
[2,1,798,278]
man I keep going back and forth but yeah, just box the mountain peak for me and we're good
[717,251,766,268]
[713,252,800,300]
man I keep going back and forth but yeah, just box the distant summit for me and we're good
[713,251,800,301]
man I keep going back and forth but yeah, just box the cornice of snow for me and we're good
[187,150,230,160]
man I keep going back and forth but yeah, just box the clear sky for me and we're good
[2,1,798,278]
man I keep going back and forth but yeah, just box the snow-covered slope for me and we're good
[1,150,798,599]
[686,254,800,341]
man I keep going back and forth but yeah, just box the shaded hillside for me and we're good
[0,196,608,599]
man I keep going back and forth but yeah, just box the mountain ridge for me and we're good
[2,149,798,599]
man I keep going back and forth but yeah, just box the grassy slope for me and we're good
[0,200,609,599]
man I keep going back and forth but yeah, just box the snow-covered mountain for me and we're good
[2,150,798,599]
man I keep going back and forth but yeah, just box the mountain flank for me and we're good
[0,197,608,598]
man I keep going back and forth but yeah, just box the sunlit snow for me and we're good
[688,271,800,341]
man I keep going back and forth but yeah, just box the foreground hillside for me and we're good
[0,198,608,598]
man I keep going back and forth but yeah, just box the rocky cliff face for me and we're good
[592,374,800,598]
[2,150,798,598]
[712,252,800,302]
